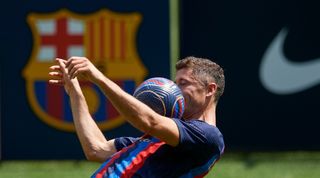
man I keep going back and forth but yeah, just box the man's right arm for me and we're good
[68,87,117,162]
[49,58,117,162]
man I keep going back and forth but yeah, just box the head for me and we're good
[175,56,225,119]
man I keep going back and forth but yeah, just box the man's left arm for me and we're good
[65,57,181,146]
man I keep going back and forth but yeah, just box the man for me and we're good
[49,56,225,177]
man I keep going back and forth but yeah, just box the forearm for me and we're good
[63,57,179,146]
[49,58,118,161]
[94,75,158,134]
[64,56,156,131]
[68,85,116,162]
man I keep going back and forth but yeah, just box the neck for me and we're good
[184,102,217,126]
[200,103,216,126]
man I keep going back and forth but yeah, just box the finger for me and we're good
[65,59,71,68]
[49,71,63,77]
[72,68,87,79]
[48,79,65,85]
[57,59,67,74]
[65,56,80,68]
[56,57,67,62]
[67,60,83,73]
[71,68,85,79]
[69,63,85,79]
[49,65,60,71]
[56,58,67,69]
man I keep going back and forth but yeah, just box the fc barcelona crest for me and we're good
[23,9,148,132]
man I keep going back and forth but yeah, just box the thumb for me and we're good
[56,58,67,74]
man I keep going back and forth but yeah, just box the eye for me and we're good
[177,80,187,87]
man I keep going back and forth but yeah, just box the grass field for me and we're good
[1,152,320,178]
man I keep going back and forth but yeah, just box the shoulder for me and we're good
[173,118,225,154]
[173,118,223,138]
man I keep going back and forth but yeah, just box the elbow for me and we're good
[84,150,101,162]
[84,147,106,163]
[82,140,116,162]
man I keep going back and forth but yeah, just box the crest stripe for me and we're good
[106,80,122,120]
[109,19,115,60]
[120,20,126,60]
[47,84,63,120]
[88,20,94,60]
[100,17,105,59]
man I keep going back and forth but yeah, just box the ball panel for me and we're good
[171,96,185,118]
[133,77,185,118]
[134,90,166,116]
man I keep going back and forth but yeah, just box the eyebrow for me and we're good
[177,79,193,86]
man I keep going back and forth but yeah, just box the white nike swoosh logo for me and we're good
[259,28,320,95]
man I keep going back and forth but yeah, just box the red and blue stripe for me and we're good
[91,136,165,178]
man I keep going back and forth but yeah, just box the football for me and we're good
[133,77,185,119]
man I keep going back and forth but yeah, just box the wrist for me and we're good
[91,70,106,85]
[67,80,83,97]
[68,88,84,98]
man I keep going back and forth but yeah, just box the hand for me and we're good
[49,58,80,95]
[65,56,102,82]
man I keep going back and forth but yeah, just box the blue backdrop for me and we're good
[2,0,171,159]
[1,0,320,160]
[180,0,320,151]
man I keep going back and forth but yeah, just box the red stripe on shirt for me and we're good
[120,141,165,178]
[94,137,147,178]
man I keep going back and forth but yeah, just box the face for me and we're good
[175,68,208,119]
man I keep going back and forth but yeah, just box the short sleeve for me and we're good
[114,137,139,151]
[172,118,224,154]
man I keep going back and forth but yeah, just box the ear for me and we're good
[206,82,217,97]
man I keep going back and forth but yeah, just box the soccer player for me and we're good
[49,56,225,177]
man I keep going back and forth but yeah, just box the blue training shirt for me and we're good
[91,118,225,178]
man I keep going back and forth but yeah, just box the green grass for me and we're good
[1,152,320,178]
[209,152,320,178]
[0,160,100,178]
